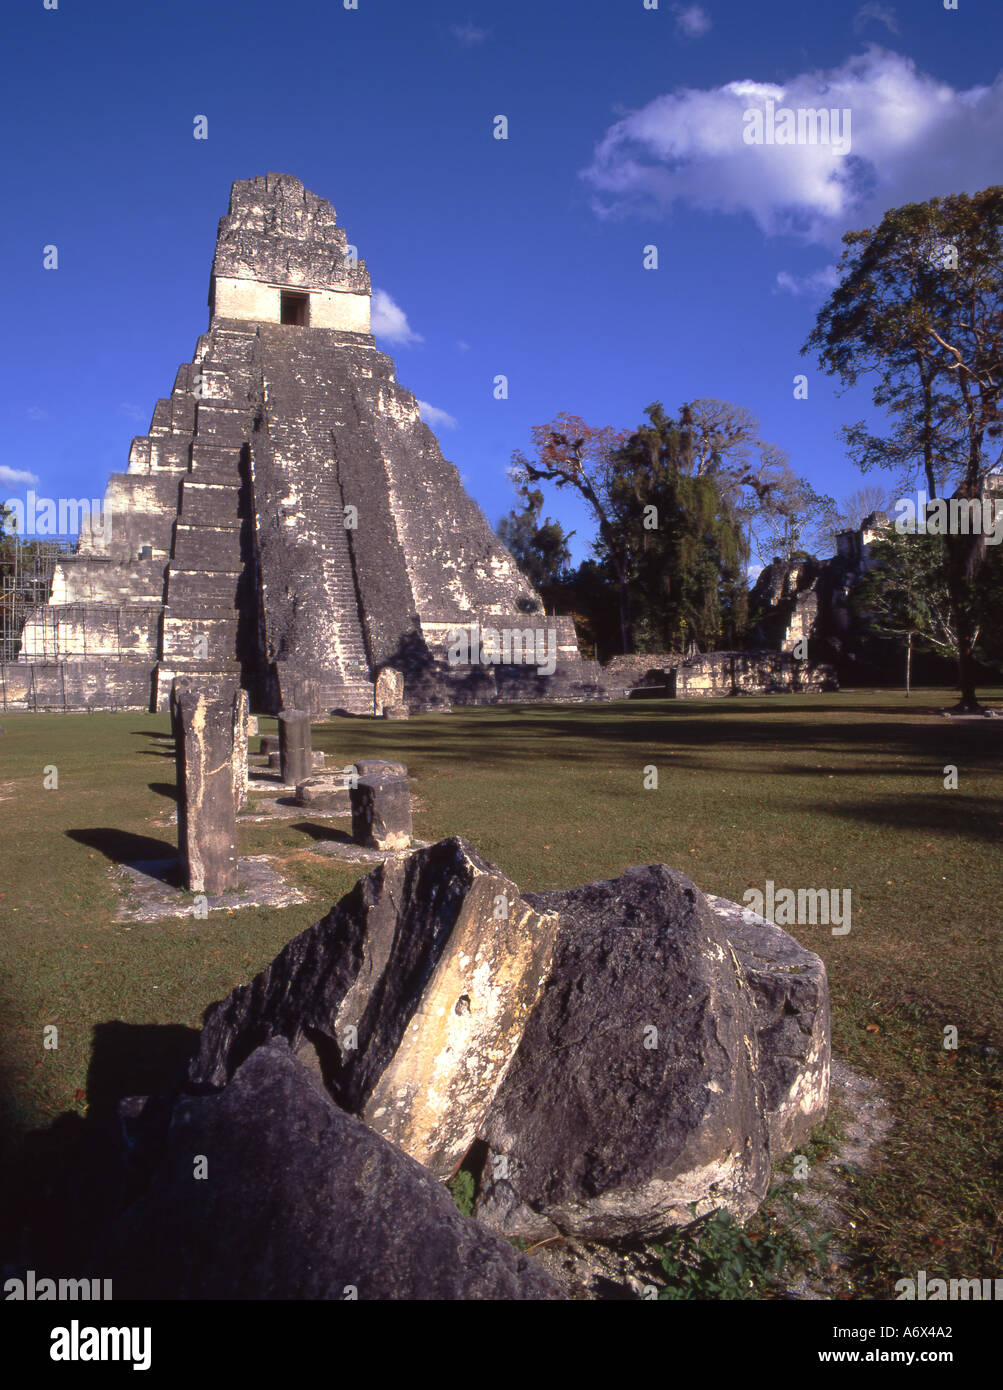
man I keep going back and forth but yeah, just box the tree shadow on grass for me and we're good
[290,820,356,847]
[147,781,178,800]
[66,827,177,865]
[0,1020,198,1278]
[811,794,1003,847]
[348,713,958,773]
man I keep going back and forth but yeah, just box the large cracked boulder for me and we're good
[99,1042,563,1300]
[707,895,830,1158]
[472,865,771,1243]
[188,838,560,1178]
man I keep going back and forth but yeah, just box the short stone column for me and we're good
[231,689,249,815]
[294,772,354,813]
[351,772,412,851]
[354,759,408,779]
[278,709,312,787]
[174,686,239,895]
[374,666,404,717]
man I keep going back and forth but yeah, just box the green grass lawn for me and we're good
[0,689,1000,1294]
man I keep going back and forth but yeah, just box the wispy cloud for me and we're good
[457,339,471,353]
[26,406,47,422]
[0,465,40,487]
[371,289,424,345]
[853,3,899,35]
[583,48,1003,246]
[451,22,488,46]
[775,264,840,296]
[119,402,148,423]
[673,4,712,38]
[418,401,458,430]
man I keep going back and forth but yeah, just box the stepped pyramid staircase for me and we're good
[155,326,376,714]
[253,330,377,714]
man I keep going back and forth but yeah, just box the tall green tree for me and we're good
[602,403,749,651]
[972,525,1003,673]
[853,527,957,696]
[512,402,827,655]
[804,187,1003,710]
[496,485,574,595]
[511,413,634,650]
[679,399,835,564]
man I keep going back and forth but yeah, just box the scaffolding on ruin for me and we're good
[0,539,71,662]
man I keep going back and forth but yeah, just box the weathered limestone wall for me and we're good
[670,651,836,697]
[0,660,153,711]
[49,561,164,606]
[308,289,371,333]
[18,606,160,662]
[212,277,370,333]
[596,652,686,697]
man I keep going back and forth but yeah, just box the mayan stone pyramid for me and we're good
[17,174,588,714]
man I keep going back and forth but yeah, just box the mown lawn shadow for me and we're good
[67,827,177,864]
[812,793,1003,846]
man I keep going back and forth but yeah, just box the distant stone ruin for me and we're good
[601,650,836,700]
[8,174,593,715]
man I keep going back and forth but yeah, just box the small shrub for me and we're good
[447,1167,476,1218]
[653,1197,832,1300]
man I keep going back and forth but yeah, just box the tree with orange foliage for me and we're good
[511,413,634,650]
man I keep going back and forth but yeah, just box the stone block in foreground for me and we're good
[294,774,353,813]
[187,839,561,1179]
[351,772,412,850]
[473,865,771,1242]
[708,894,830,1158]
[100,1042,563,1300]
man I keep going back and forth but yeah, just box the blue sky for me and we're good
[3,0,1002,563]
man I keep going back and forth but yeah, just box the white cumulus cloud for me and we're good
[371,289,424,345]
[0,465,40,487]
[418,401,458,431]
[583,48,1003,245]
[853,3,899,36]
[674,5,711,38]
[775,264,840,296]
[451,23,488,45]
